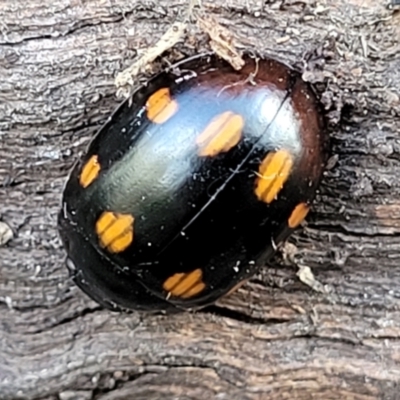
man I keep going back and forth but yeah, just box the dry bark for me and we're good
[1,0,400,399]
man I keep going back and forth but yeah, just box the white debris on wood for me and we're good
[0,221,13,246]
[297,265,331,294]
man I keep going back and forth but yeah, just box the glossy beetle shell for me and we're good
[58,53,328,311]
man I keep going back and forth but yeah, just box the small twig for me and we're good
[114,22,188,98]
[197,15,245,70]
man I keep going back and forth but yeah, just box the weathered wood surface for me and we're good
[1,0,400,399]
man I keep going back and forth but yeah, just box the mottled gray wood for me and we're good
[1,0,400,399]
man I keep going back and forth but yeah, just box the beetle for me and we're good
[58,53,329,312]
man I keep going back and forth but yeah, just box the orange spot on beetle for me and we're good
[79,155,101,188]
[96,211,134,253]
[163,268,206,299]
[146,87,178,124]
[288,202,310,228]
[255,149,293,204]
[196,111,244,157]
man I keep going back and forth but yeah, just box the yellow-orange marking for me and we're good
[79,155,100,188]
[163,268,206,299]
[196,111,244,157]
[146,87,178,124]
[255,149,293,204]
[96,211,134,253]
[288,202,310,228]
